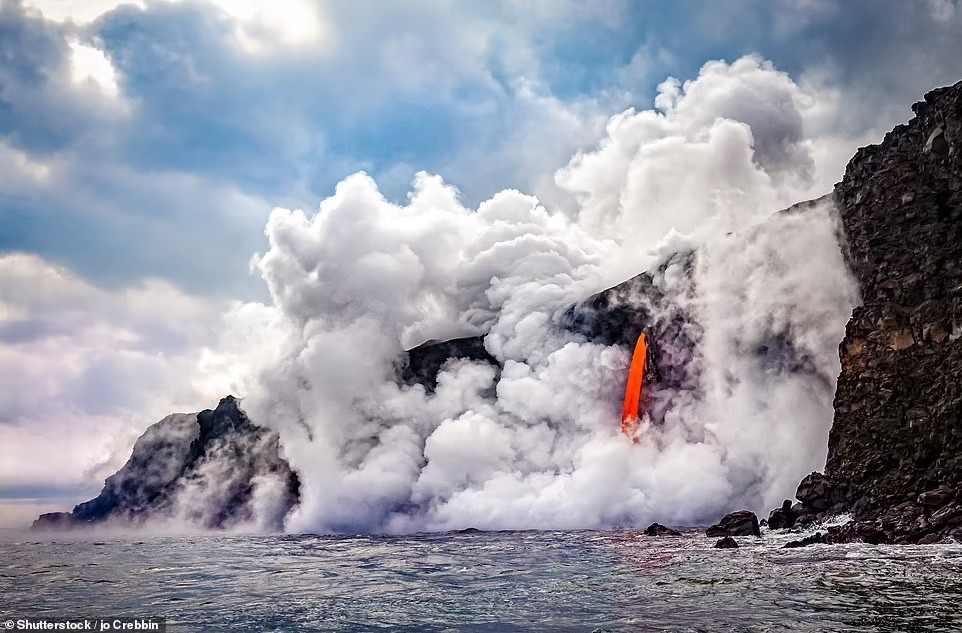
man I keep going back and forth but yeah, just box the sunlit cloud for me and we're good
[68,40,120,96]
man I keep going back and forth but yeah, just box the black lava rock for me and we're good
[782,81,962,545]
[767,499,797,530]
[706,510,760,537]
[795,472,833,513]
[918,487,956,509]
[784,532,826,548]
[644,522,682,536]
[714,536,739,549]
[398,337,498,392]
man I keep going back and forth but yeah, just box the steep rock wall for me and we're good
[824,81,962,539]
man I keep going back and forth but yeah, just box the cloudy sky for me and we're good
[0,0,960,528]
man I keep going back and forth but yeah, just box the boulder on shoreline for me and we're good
[795,473,833,513]
[767,500,797,530]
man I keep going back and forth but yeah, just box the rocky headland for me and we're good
[32,396,300,531]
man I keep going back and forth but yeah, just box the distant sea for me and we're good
[2,529,961,632]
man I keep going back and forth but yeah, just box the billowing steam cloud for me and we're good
[202,55,858,532]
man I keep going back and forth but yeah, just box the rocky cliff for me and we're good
[33,396,300,531]
[768,81,962,544]
[828,81,962,542]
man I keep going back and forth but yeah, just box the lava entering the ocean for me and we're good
[621,332,649,436]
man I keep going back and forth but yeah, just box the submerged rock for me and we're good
[825,522,891,545]
[33,396,299,531]
[784,532,829,549]
[706,511,760,538]
[785,522,897,548]
[713,536,739,549]
[644,522,682,536]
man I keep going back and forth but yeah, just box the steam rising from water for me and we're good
[205,55,859,533]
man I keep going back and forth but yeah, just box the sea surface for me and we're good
[1,528,961,632]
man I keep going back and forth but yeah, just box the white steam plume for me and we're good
[201,55,858,532]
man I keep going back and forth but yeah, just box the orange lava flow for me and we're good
[621,332,649,436]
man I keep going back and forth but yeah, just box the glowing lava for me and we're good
[621,332,649,436]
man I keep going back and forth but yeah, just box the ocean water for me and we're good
[2,529,961,632]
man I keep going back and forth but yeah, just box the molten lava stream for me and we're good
[621,332,648,437]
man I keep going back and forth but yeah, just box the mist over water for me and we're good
[182,55,860,534]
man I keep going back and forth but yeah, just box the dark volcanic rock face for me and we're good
[398,336,498,391]
[765,82,962,544]
[401,211,840,437]
[822,81,962,543]
[33,396,300,531]
[398,252,701,424]
[560,253,695,349]
[559,251,702,427]
[560,251,700,398]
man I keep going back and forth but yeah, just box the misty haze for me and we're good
[2,1,962,632]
